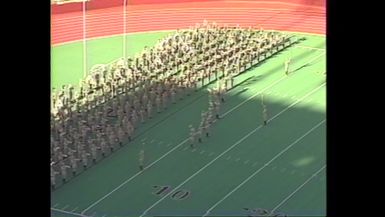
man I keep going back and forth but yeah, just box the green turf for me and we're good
[51,32,326,217]
[51,31,172,89]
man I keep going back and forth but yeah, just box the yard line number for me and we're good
[152,185,190,200]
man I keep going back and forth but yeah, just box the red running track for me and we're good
[51,0,325,46]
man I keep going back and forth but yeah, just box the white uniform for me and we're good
[108,132,117,150]
[127,121,134,141]
[131,110,138,127]
[139,149,145,170]
[90,144,98,161]
[124,101,131,116]
[139,109,145,123]
[70,153,79,174]
[118,127,125,145]
[51,166,58,187]
[156,95,161,113]
[60,164,70,181]
[81,151,91,168]
[100,138,108,156]
[147,102,152,119]
[262,105,268,125]
[189,126,196,148]
[285,59,291,75]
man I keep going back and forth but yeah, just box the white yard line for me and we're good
[140,83,325,217]
[51,207,89,217]
[270,165,326,214]
[80,51,325,215]
[202,120,325,217]
[80,66,298,215]
[294,45,325,51]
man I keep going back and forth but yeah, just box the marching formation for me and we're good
[188,83,225,149]
[51,21,293,188]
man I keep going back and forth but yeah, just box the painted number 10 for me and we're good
[243,208,288,217]
[152,185,190,200]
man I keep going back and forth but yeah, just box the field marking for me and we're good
[220,77,285,117]
[53,203,59,208]
[80,73,278,214]
[301,51,325,65]
[200,150,205,154]
[235,158,241,162]
[244,160,250,164]
[80,52,325,215]
[202,119,325,217]
[139,84,325,217]
[51,207,89,217]
[62,205,70,210]
[294,45,325,51]
[252,162,259,166]
[71,207,79,212]
[270,165,326,214]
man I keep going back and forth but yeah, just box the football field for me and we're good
[51,31,326,217]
